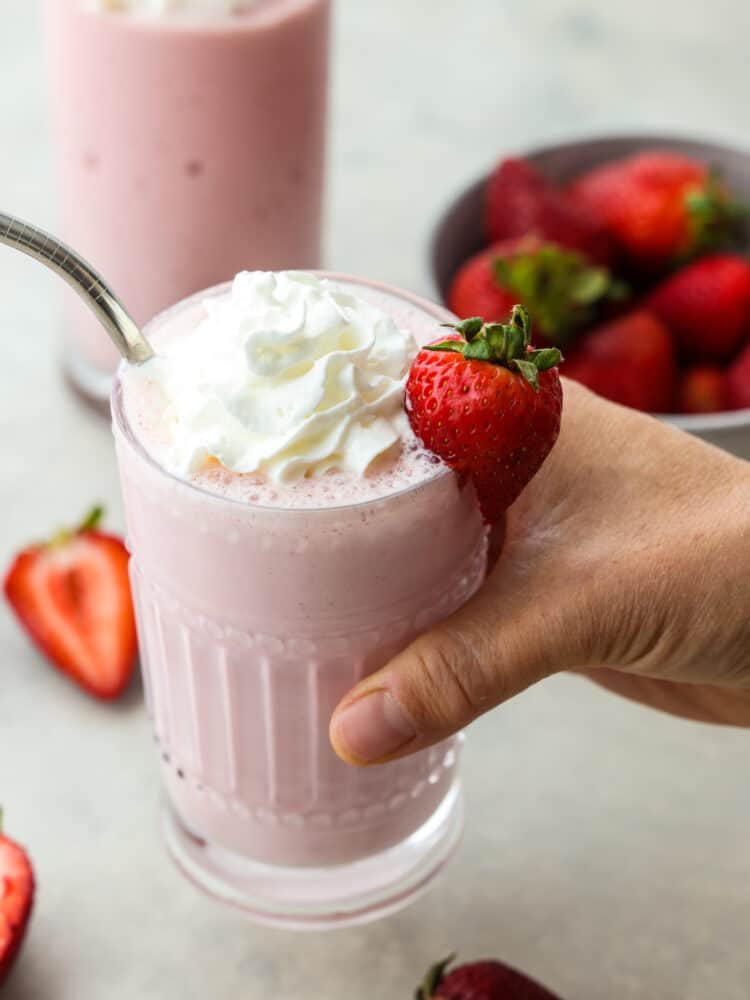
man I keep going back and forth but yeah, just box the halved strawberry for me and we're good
[4,507,137,700]
[406,307,563,524]
[0,816,34,987]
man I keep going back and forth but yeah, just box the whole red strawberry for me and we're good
[568,151,743,270]
[4,506,137,700]
[417,956,562,1000]
[0,816,34,987]
[406,306,563,524]
[447,238,627,343]
[486,158,612,265]
[563,310,675,413]
[726,340,750,409]
[647,253,750,362]
[677,365,728,414]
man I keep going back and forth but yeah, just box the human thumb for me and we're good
[329,570,567,766]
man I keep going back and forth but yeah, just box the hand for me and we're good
[330,380,750,765]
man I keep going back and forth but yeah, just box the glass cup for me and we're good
[111,276,488,929]
[45,0,330,405]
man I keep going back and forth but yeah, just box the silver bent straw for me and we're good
[0,211,154,364]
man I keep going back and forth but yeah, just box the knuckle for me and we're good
[404,629,494,729]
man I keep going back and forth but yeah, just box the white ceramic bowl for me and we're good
[429,134,750,460]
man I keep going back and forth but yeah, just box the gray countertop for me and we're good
[1,2,749,998]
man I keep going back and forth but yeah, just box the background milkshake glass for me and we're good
[112,275,488,928]
[45,0,330,404]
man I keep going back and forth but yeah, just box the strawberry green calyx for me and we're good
[47,505,105,549]
[492,241,627,342]
[686,171,748,257]
[415,955,455,1000]
[78,505,105,534]
[429,305,562,392]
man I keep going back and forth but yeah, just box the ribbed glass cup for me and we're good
[111,277,488,929]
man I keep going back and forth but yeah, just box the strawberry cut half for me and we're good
[0,819,34,987]
[4,507,137,700]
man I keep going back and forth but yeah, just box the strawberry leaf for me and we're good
[78,505,105,533]
[510,303,531,339]
[458,316,484,341]
[569,267,610,305]
[492,242,627,343]
[685,170,749,257]
[528,347,563,371]
[428,340,467,354]
[512,358,541,391]
[506,323,525,359]
[48,504,106,549]
[416,955,456,1000]
[485,323,508,355]
[427,307,561,391]
[464,339,492,362]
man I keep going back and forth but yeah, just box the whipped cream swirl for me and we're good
[92,0,254,14]
[134,272,419,483]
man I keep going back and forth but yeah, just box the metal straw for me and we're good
[0,211,154,364]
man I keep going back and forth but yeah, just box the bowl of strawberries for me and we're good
[430,135,750,459]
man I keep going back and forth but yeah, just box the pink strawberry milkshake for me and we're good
[45,0,329,403]
[113,273,487,928]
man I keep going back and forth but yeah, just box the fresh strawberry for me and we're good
[447,242,519,326]
[677,365,728,414]
[417,955,562,1000]
[563,310,675,413]
[4,506,137,700]
[0,815,34,987]
[486,157,612,265]
[447,238,627,344]
[726,340,750,410]
[647,253,750,361]
[568,151,744,270]
[406,306,563,524]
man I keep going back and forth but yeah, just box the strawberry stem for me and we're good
[78,505,105,534]
[430,306,562,392]
[416,955,456,1000]
[47,505,106,548]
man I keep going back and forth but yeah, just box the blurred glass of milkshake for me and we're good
[45,0,330,403]
[113,271,488,929]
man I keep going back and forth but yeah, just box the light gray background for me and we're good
[2,2,750,998]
